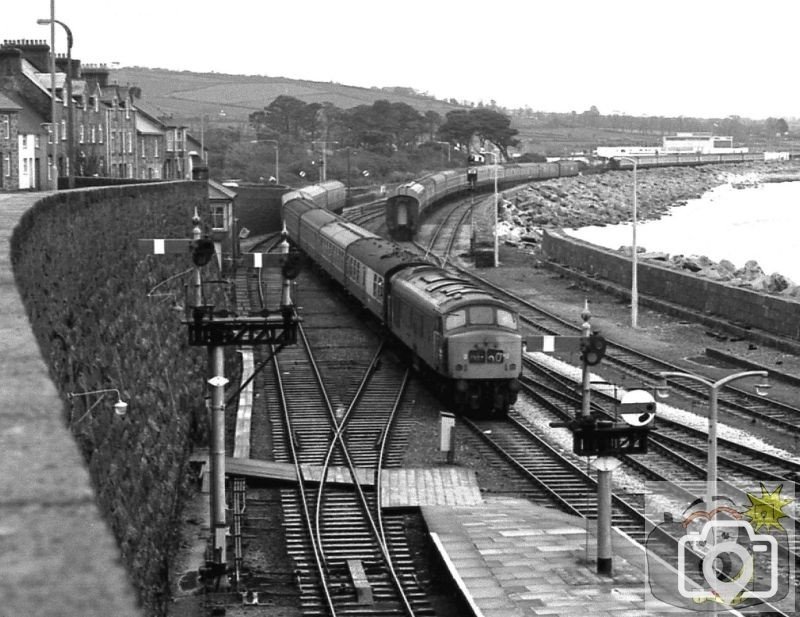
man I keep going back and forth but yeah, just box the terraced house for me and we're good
[0,39,201,191]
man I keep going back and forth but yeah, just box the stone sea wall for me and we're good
[498,161,800,296]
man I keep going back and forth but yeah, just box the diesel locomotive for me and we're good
[282,185,523,417]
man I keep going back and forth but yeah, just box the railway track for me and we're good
[231,254,438,616]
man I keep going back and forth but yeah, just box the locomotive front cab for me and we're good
[442,304,523,416]
[444,305,522,378]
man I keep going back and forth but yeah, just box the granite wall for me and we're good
[10,182,212,616]
[542,230,800,340]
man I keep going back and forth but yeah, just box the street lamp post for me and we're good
[251,139,279,183]
[312,140,338,182]
[38,15,73,189]
[434,140,451,163]
[490,151,502,267]
[657,370,770,509]
[616,157,639,328]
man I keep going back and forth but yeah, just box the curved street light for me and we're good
[37,16,74,189]
[615,157,639,328]
[656,370,770,509]
[489,151,501,267]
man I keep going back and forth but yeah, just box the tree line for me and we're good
[203,95,520,184]
[248,95,519,158]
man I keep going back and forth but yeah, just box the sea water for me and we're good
[565,180,800,283]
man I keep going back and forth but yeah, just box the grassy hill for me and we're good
[110,67,798,158]
[110,66,461,126]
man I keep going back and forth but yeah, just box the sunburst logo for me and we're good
[742,483,793,532]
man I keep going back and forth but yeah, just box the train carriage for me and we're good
[344,238,429,319]
[295,180,348,211]
[318,222,378,286]
[385,181,426,241]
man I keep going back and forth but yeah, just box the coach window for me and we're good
[373,276,384,300]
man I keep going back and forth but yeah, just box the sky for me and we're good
[4,0,799,120]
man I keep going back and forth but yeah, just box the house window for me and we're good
[211,205,226,230]
[47,125,53,144]
[128,130,133,154]
[3,154,10,176]
[1,115,8,139]
[79,124,85,143]
[91,125,96,143]
[154,139,159,158]
[61,119,66,140]
[141,138,145,157]
[99,125,103,143]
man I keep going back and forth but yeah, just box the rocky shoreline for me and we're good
[499,161,800,297]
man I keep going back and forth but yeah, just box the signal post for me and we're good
[532,301,655,575]
[139,211,299,588]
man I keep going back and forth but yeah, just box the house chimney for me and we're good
[1,39,51,72]
[0,45,23,77]
[82,63,110,89]
[55,54,81,80]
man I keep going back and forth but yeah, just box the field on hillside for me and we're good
[111,67,460,124]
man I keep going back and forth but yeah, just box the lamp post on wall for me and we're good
[616,157,639,328]
[250,139,279,183]
[38,15,73,189]
[656,370,770,511]
[67,388,129,424]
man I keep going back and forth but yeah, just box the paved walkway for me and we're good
[423,497,687,617]
[0,192,140,616]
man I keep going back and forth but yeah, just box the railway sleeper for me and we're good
[346,558,374,605]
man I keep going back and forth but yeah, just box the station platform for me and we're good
[423,497,683,617]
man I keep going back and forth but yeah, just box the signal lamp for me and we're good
[580,332,607,366]
[191,237,215,267]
